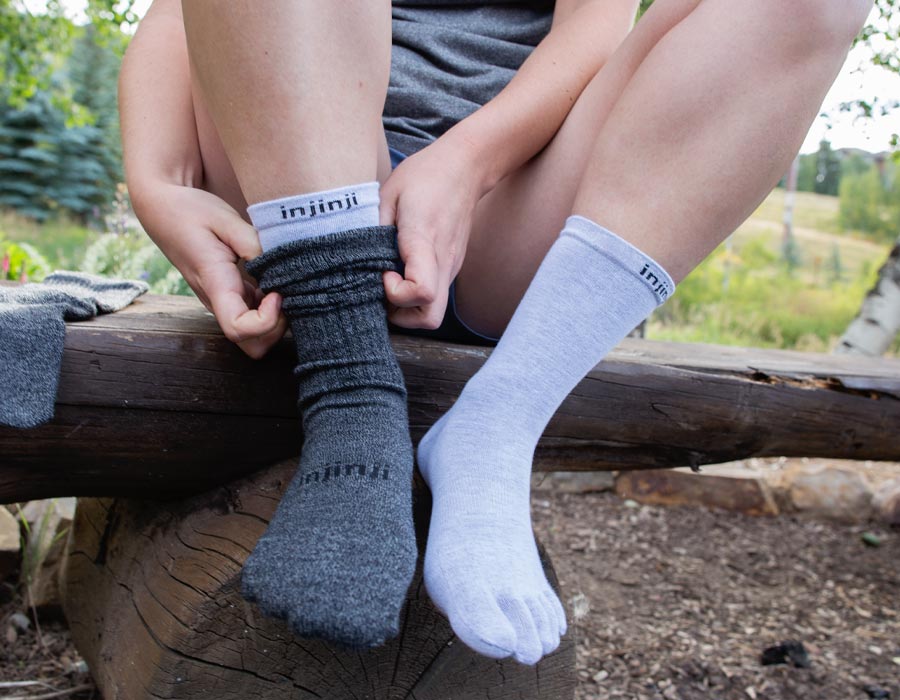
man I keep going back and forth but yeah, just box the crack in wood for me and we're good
[119,572,324,698]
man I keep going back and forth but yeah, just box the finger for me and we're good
[243,278,266,307]
[383,270,405,300]
[210,286,283,344]
[238,312,289,360]
[385,237,440,307]
[387,284,449,331]
[213,210,262,261]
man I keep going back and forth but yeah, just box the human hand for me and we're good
[379,134,488,329]
[131,182,287,358]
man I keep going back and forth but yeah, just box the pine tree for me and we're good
[0,93,61,220]
[0,88,118,222]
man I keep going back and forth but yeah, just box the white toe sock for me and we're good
[417,215,674,665]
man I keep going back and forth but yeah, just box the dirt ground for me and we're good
[2,491,897,700]
[533,491,899,700]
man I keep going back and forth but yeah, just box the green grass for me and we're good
[0,208,96,270]
[0,206,189,294]
[752,188,847,236]
[647,189,896,355]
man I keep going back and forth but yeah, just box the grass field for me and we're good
[647,187,895,354]
[751,188,846,236]
[736,188,886,278]
[0,208,94,271]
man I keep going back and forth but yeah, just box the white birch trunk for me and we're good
[835,236,900,356]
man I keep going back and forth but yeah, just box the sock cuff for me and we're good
[43,271,149,314]
[247,181,380,232]
[245,225,402,302]
[562,215,675,305]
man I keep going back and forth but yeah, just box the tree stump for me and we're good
[60,460,576,699]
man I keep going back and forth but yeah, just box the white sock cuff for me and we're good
[562,215,675,305]
[248,181,381,252]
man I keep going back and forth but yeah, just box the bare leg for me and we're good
[459,0,872,336]
[181,0,392,204]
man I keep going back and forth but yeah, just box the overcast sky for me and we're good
[24,0,900,155]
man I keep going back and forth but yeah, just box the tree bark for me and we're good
[836,235,900,356]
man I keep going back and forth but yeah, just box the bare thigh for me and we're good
[456,0,698,338]
[189,87,394,219]
[456,87,607,338]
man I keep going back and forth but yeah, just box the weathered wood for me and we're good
[2,292,899,503]
[60,463,575,699]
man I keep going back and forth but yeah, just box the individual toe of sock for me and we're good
[500,598,543,666]
[442,581,517,659]
[531,596,561,655]
[543,588,568,636]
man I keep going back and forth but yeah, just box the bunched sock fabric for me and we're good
[417,215,675,665]
[0,271,149,428]
[242,225,417,648]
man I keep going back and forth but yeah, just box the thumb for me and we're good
[213,209,262,261]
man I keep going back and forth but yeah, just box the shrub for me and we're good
[0,233,51,281]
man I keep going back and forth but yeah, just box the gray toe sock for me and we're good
[0,272,149,428]
[242,226,416,648]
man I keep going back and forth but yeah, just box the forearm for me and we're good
[448,0,639,194]
[119,0,203,208]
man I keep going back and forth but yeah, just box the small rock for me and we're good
[862,685,891,699]
[873,478,900,527]
[760,640,811,668]
[868,645,883,656]
[569,592,590,620]
[9,611,30,631]
[593,670,609,683]
[861,532,882,548]
[785,465,873,522]
[745,687,757,700]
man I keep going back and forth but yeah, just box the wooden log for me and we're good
[59,462,575,699]
[2,293,900,503]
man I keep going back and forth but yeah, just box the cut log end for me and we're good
[60,463,576,700]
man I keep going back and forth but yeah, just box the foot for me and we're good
[241,448,417,648]
[417,405,567,665]
[241,227,417,648]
